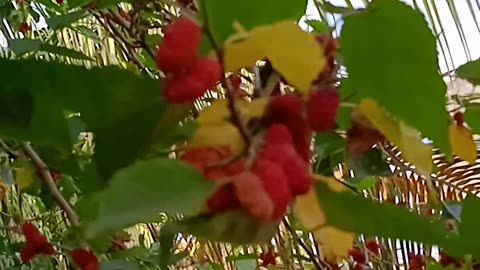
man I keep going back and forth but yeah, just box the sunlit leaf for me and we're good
[224,20,324,95]
[86,158,214,237]
[14,165,35,192]
[201,0,307,44]
[294,175,353,262]
[189,122,245,154]
[456,58,480,85]
[358,98,433,175]
[449,123,477,164]
[340,0,450,155]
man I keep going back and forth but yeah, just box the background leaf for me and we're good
[456,58,480,85]
[201,0,308,44]
[86,158,214,237]
[340,0,450,155]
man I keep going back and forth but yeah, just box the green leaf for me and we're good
[427,262,456,270]
[339,0,450,155]
[345,148,392,180]
[349,176,379,191]
[8,38,41,56]
[0,58,168,184]
[99,260,140,270]
[86,158,214,237]
[459,196,480,257]
[40,43,94,61]
[8,38,93,60]
[314,132,345,159]
[67,0,94,8]
[305,20,330,33]
[96,0,131,9]
[314,181,459,254]
[321,2,353,14]
[175,210,280,244]
[201,0,308,44]
[73,25,101,43]
[456,58,480,85]
[46,10,89,30]
[464,104,480,134]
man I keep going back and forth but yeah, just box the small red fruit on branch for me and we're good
[453,111,464,126]
[56,0,64,4]
[259,248,279,267]
[307,87,339,132]
[155,17,221,104]
[71,248,99,270]
[407,252,426,270]
[20,222,55,263]
[18,22,30,33]
[365,239,382,256]
[348,247,366,264]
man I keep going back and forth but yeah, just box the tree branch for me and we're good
[22,143,80,227]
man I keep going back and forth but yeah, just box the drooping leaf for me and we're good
[189,122,245,154]
[293,176,353,262]
[345,147,392,180]
[46,10,89,30]
[40,44,94,61]
[68,0,95,8]
[224,21,324,95]
[449,123,477,164]
[349,177,379,191]
[305,20,330,33]
[340,0,450,155]
[86,158,214,237]
[14,164,35,192]
[201,0,307,44]
[456,58,480,85]
[0,58,167,185]
[464,104,480,134]
[99,260,140,270]
[358,98,433,175]
[8,38,41,56]
[314,180,461,256]
[175,210,280,244]
[458,196,480,257]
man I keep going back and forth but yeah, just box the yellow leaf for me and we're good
[197,99,231,125]
[313,174,346,192]
[293,175,353,263]
[15,165,35,191]
[449,123,477,164]
[189,122,245,154]
[358,98,432,175]
[293,188,326,230]
[224,20,325,95]
[197,98,269,125]
[313,226,354,262]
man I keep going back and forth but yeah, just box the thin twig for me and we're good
[201,8,251,146]
[282,217,328,270]
[22,143,80,227]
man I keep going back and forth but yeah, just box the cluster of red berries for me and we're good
[313,33,338,83]
[227,73,249,98]
[20,222,98,270]
[155,17,221,104]
[347,240,382,269]
[181,123,312,221]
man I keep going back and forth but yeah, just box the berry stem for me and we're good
[201,4,251,146]
[22,143,80,227]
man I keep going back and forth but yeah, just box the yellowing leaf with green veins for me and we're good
[197,99,231,125]
[449,123,477,164]
[224,20,325,95]
[15,165,35,191]
[197,98,269,126]
[358,98,432,175]
[313,226,354,262]
[293,175,353,262]
[189,122,245,154]
[293,188,326,230]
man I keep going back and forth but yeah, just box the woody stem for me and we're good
[22,143,80,227]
